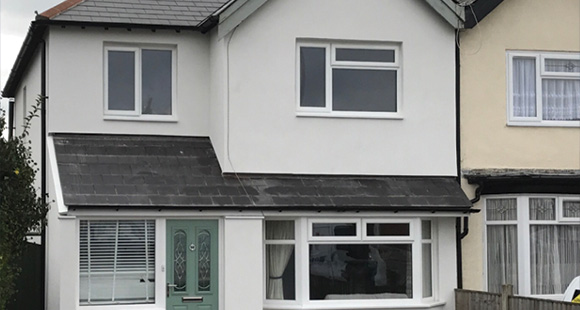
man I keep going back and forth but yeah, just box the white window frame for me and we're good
[77,218,166,310]
[104,45,177,122]
[560,198,580,222]
[264,217,438,309]
[483,195,580,299]
[296,41,403,119]
[506,51,580,127]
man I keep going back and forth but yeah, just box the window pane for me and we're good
[545,58,580,73]
[486,198,517,221]
[422,221,431,240]
[563,201,580,218]
[366,223,409,236]
[541,79,580,121]
[422,243,432,298]
[142,50,172,115]
[198,229,211,291]
[335,48,395,63]
[173,229,187,292]
[487,225,518,294]
[312,223,356,237]
[309,244,412,300]
[108,51,135,111]
[266,221,294,240]
[80,220,155,304]
[512,57,536,117]
[266,245,295,300]
[300,47,326,108]
[332,69,397,112]
[529,198,556,220]
[530,225,580,294]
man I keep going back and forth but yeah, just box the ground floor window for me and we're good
[485,196,580,296]
[265,218,435,305]
[79,219,156,305]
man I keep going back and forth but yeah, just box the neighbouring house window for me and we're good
[79,220,155,305]
[264,218,436,306]
[297,42,401,117]
[105,46,175,119]
[265,221,296,300]
[508,51,580,126]
[485,196,580,296]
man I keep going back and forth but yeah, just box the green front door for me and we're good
[167,220,218,310]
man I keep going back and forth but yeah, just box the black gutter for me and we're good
[40,39,47,310]
[33,19,200,32]
[8,99,15,140]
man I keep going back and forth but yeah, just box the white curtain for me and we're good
[266,221,294,300]
[530,225,580,294]
[513,57,537,117]
[487,225,519,294]
[542,79,580,120]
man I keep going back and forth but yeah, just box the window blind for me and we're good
[80,220,155,305]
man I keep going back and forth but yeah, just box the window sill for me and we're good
[104,115,178,123]
[507,120,580,127]
[264,300,445,310]
[296,111,403,120]
[78,304,162,310]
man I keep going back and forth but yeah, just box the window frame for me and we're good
[483,195,580,299]
[264,217,438,309]
[104,45,177,122]
[296,41,403,119]
[77,218,165,310]
[506,51,580,127]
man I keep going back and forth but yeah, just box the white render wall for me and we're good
[47,27,211,136]
[214,0,458,176]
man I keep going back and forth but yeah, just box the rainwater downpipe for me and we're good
[40,38,47,310]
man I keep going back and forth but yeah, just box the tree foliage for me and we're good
[0,96,49,310]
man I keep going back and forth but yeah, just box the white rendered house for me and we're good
[2,1,472,309]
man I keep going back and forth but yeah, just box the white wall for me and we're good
[213,0,458,176]
[47,27,211,136]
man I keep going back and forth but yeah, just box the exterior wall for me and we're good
[209,28,228,170]
[460,0,580,291]
[47,27,211,136]
[217,0,458,175]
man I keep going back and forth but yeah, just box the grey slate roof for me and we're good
[48,0,230,26]
[53,134,472,211]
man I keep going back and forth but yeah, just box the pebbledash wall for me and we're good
[459,0,580,292]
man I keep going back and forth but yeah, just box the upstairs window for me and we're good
[297,42,401,118]
[507,51,580,126]
[105,46,175,120]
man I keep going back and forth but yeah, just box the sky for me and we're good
[0,0,62,129]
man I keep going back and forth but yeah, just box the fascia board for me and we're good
[425,0,466,29]
[218,0,268,38]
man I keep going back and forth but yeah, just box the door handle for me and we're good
[167,283,178,297]
[182,296,203,303]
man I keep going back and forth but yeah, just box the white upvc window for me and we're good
[484,195,580,299]
[264,218,436,308]
[79,219,156,305]
[104,45,176,121]
[296,41,402,119]
[507,51,580,127]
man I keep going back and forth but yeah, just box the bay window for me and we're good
[507,51,580,126]
[485,196,580,297]
[264,218,435,306]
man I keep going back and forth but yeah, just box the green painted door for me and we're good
[167,220,218,310]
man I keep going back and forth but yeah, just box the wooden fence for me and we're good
[456,285,580,310]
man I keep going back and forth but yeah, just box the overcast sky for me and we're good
[0,0,62,121]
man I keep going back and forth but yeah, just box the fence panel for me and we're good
[456,289,501,310]
[509,295,580,310]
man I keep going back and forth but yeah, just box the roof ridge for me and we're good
[38,0,85,20]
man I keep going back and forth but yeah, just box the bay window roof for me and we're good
[52,134,472,212]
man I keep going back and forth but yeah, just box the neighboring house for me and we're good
[2,1,472,310]
[460,0,580,300]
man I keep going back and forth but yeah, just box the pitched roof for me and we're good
[53,134,472,212]
[39,0,230,26]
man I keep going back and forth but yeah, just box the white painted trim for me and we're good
[560,198,580,222]
[47,135,68,214]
